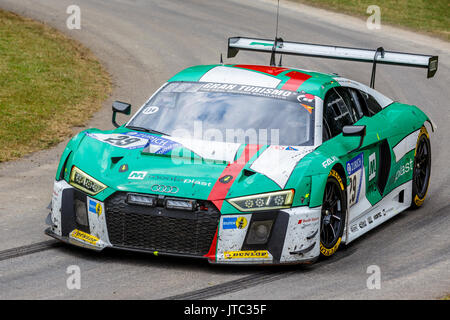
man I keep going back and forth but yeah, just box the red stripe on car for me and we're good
[204,228,218,261]
[204,145,260,262]
[207,144,261,211]
[281,71,312,91]
[234,65,288,76]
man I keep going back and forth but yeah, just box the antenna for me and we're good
[270,0,281,66]
[220,53,224,64]
[370,47,384,89]
[275,0,280,40]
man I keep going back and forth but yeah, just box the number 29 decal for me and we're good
[85,132,150,149]
[103,135,141,146]
[346,153,364,207]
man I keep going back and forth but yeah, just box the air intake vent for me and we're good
[104,192,220,256]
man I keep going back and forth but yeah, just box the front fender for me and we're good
[55,130,89,181]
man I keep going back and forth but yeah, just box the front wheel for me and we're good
[410,126,431,209]
[320,169,347,257]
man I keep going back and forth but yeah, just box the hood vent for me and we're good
[111,156,123,164]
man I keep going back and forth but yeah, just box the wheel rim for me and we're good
[321,180,344,248]
[414,137,431,198]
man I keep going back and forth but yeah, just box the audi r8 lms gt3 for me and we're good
[45,37,438,265]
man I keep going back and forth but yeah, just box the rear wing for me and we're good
[227,37,438,87]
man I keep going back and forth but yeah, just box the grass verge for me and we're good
[0,10,111,162]
[289,0,449,41]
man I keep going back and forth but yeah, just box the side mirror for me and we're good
[342,125,366,153]
[112,101,131,128]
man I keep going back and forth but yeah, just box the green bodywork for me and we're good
[56,64,430,214]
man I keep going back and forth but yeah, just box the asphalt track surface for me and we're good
[0,0,449,300]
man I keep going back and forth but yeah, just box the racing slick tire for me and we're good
[410,126,431,209]
[319,169,347,257]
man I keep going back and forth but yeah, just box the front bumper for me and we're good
[47,180,321,265]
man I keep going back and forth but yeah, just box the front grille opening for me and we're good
[104,192,219,256]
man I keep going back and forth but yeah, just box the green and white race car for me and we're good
[46,37,438,264]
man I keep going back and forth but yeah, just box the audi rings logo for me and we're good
[151,184,179,194]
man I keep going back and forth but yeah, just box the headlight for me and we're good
[69,166,107,195]
[227,190,295,212]
[165,198,196,211]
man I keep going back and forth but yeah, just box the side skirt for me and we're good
[343,180,412,244]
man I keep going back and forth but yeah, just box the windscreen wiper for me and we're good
[126,126,168,136]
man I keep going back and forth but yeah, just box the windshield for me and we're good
[127,82,315,146]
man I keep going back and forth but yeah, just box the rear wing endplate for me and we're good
[227,37,438,87]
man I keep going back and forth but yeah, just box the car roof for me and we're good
[168,64,340,99]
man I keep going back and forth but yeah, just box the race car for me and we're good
[45,37,438,264]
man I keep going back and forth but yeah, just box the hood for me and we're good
[68,129,315,202]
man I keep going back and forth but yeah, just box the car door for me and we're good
[322,87,389,222]
[351,87,394,201]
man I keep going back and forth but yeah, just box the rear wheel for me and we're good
[410,126,431,209]
[320,169,346,257]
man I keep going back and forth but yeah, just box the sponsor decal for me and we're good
[320,237,341,256]
[350,224,358,233]
[151,184,179,194]
[322,156,338,168]
[394,159,414,183]
[222,216,248,230]
[88,199,96,214]
[223,217,238,229]
[219,175,233,184]
[297,93,315,114]
[96,203,102,216]
[70,229,99,245]
[147,175,213,186]
[271,145,299,151]
[128,171,147,180]
[199,82,295,100]
[142,106,159,115]
[346,153,363,175]
[329,169,345,190]
[298,217,319,225]
[301,104,314,114]
[346,152,364,207]
[95,203,103,217]
[369,152,377,181]
[297,93,315,103]
[148,174,185,183]
[86,131,180,153]
[359,220,367,229]
[414,195,425,207]
[88,199,103,216]
[85,132,149,149]
[236,217,248,229]
[93,131,179,155]
[144,135,181,155]
[224,250,269,260]
[184,178,212,187]
[119,164,128,173]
